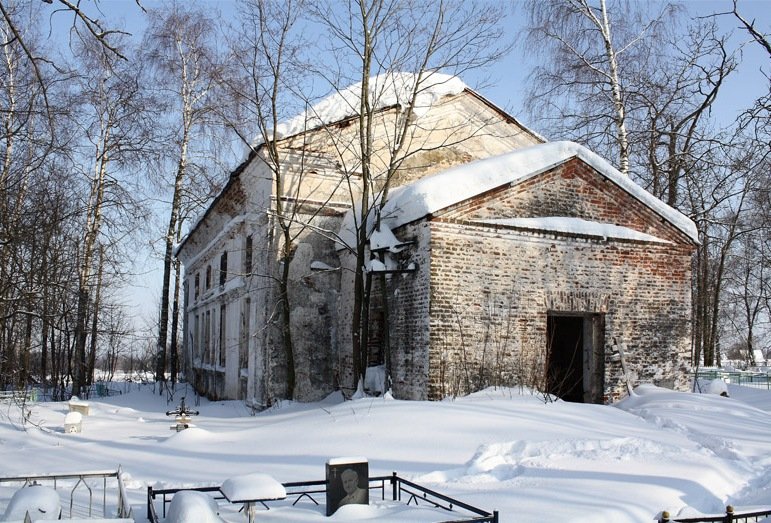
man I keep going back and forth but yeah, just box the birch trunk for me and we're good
[156,135,188,384]
[73,131,109,397]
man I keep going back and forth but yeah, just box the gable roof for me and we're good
[177,73,542,257]
[266,71,466,143]
[376,141,698,243]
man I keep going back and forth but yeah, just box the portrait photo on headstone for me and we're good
[325,458,368,515]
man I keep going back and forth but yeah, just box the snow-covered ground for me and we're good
[1,382,770,522]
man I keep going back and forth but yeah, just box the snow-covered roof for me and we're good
[374,141,698,243]
[477,217,672,243]
[179,72,467,256]
[250,71,466,149]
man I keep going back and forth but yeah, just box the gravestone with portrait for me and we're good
[325,457,368,516]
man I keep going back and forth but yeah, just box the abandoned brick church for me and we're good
[175,73,698,407]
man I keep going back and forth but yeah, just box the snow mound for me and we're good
[162,427,214,445]
[64,411,82,424]
[3,484,61,520]
[328,500,453,520]
[419,436,690,484]
[165,490,222,523]
[704,379,729,396]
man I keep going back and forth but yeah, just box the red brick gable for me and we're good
[433,157,695,247]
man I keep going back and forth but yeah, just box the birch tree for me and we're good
[523,0,670,175]
[0,0,71,390]
[71,37,152,396]
[143,5,223,386]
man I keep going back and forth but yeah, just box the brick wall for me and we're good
[386,159,695,402]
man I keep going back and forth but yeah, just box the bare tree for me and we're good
[727,0,771,58]
[523,0,677,175]
[143,4,224,387]
[70,36,152,396]
[314,0,512,393]
[633,18,736,207]
[0,1,75,391]
[522,1,766,368]
[219,0,312,399]
[0,0,142,123]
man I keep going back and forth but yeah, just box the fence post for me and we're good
[724,505,734,523]
[146,486,153,522]
[493,509,499,522]
[391,472,397,501]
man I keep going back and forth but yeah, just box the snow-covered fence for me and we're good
[0,389,36,403]
[658,505,771,522]
[146,472,498,523]
[693,370,771,391]
[0,468,133,520]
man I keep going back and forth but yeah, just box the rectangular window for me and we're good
[220,251,228,286]
[194,274,200,300]
[244,235,253,276]
[204,310,211,364]
[193,314,200,363]
[239,298,250,370]
[206,265,212,289]
[219,304,227,367]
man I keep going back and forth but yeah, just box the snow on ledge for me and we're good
[477,217,672,244]
[327,456,368,466]
[376,141,698,243]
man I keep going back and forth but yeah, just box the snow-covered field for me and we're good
[1,382,770,522]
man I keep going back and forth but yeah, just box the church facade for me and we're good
[175,74,696,407]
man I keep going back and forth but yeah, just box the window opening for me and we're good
[220,251,228,286]
[244,235,253,276]
[219,304,227,367]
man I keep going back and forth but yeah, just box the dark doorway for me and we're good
[547,313,605,403]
